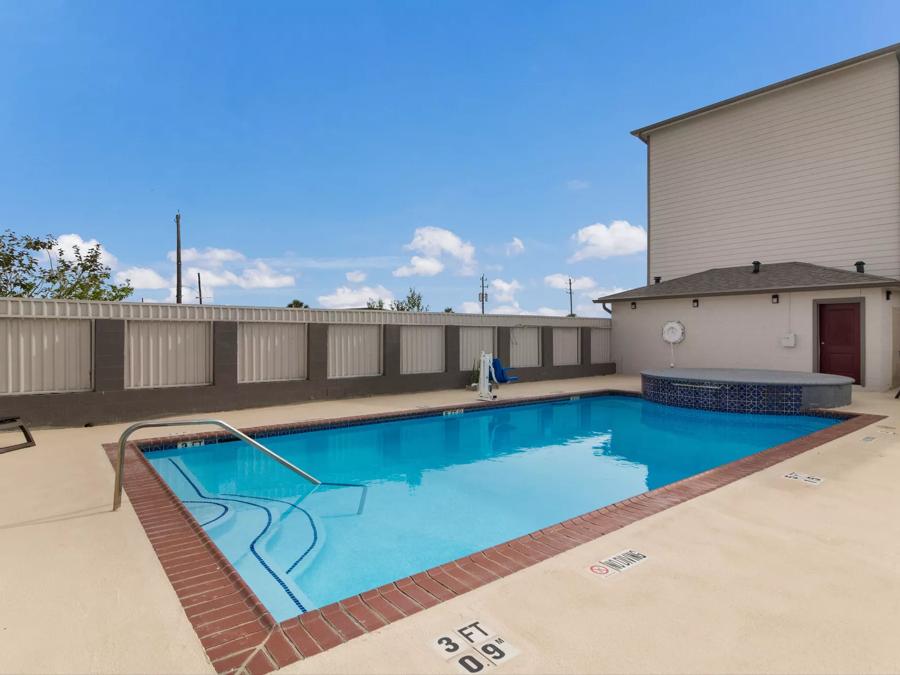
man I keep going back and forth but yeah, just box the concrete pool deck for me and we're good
[1,375,898,674]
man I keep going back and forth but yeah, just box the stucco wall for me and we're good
[610,287,899,391]
[646,53,900,281]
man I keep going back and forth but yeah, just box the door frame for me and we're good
[813,297,865,386]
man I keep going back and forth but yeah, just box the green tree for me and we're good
[366,297,385,310]
[0,230,133,301]
[443,307,454,313]
[286,299,309,308]
[390,287,428,312]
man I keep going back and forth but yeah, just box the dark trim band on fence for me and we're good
[6,322,615,427]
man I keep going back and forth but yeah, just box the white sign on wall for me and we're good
[429,620,521,673]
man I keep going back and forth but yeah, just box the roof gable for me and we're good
[595,262,898,303]
[631,43,900,142]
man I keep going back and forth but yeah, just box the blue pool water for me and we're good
[147,395,836,620]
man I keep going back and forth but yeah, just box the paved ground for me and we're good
[1,375,898,674]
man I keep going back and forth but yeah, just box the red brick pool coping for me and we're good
[102,393,884,675]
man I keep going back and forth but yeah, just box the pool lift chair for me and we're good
[477,352,519,401]
[492,357,520,384]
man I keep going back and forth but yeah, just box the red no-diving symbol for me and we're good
[589,564,611,575]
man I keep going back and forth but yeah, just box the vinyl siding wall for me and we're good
[552,328,581,366]
[0,318,92,394]
[459,327,495,371]
[509,327,541,367]
[400,326,445,374]
[125,321,212,388]
[590,327,611,364]
[238,323,308,383]
[647,54,900,281]
[327,324,382,378]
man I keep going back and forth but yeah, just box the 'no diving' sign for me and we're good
[587,549,648,578]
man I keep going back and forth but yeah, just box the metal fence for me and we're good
[0,297,611,396]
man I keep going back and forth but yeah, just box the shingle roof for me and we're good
[595,262,898,303]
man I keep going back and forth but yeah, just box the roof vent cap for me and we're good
[751,260,761,274]
[855,261,866,273]
[654,276,661,284]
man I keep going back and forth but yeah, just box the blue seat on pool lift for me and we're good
[492,358,519,384]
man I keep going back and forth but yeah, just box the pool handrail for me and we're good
[113,418,321,511]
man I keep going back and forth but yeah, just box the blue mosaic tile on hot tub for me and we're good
[642,374,804,414]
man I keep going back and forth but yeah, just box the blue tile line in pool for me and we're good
[166,459,310,614]
[182,499,230,528]
[219,492,319,575]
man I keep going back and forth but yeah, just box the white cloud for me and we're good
[116,267,169,289]
[544,274,598,291]
[396,226,476,276]
[505,237,525,256]
[458,301,482,314]
[569,220,647,261]
[168,247,245,267]
[318,284,394,309]
[187,261,294,289]
[392,255,445,278]
[490,278,522,303]
[346,270,367,283]
[536,306,567,316]
[566,179,591,191]
[490,303,524,315]
[277,255,402,271]
[56,233,118,268]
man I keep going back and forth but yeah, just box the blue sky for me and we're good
[1,1,897,314]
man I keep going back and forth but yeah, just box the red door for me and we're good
[818,303,861,383]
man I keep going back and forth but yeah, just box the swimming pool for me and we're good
[146,394,837,621]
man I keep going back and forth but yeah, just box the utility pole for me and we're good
[197,272,203,305]
[566,277,575,317]
[479,274,488,314]
[175,211,183,304]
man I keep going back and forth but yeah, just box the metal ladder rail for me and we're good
[113,419,322,511]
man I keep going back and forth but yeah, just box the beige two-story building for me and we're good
[599,44,900,390]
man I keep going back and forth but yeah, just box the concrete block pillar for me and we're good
[308,323,329,382]
[541,327,554,368]
[497,327,511,366]
[383,325,401,377]
[94,319,125,392]
[445,326,460,373]
[213,321,238,387]
[580,327,592,367]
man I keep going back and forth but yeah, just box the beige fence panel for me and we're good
[0,318,92,394]
[238,323,308,383]
[459,326,495,371]
[400,326,444,375]
[553,327,580,366]
[125,321,212,388]
[327,324,382,378]
[590,327,611,364]
[510,327,541,367]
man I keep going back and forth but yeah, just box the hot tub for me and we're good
[641,368,853,414]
